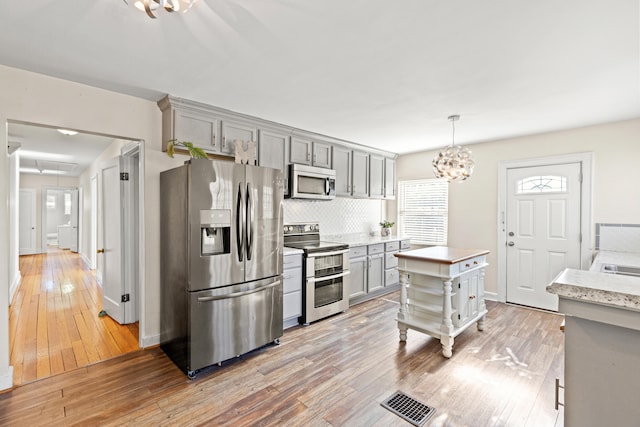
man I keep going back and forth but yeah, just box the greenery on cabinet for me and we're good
[166,140,208,159]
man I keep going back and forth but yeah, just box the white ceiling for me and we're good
[1,0,639,157]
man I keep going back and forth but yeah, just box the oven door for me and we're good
[304,270,350,324]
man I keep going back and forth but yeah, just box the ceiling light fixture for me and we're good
[432,115,475,183]
[57,129,78,136]
[123,0,197,19]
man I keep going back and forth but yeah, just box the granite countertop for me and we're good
[546,250,640,312]
[321,233,410,247]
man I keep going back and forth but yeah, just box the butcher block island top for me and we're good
[395,246,490,358]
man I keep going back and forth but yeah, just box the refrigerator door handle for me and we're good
[196,279,281,302]
[236,182,244,262]
[246,183,254,261]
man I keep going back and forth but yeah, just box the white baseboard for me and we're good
[9,271,21,305]
[0,366,14,391]
[484,291,498,302]
[81,253,91,269]
[141,334,160,348]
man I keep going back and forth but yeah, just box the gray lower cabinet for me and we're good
[283,253,302,329]
[349,239,409,305]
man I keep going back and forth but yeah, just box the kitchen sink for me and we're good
[602,264,640,277]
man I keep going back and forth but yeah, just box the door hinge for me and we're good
[578,172,583,183]
[579,233,583,243]
[121,294,130,303]
[120,172,129,181]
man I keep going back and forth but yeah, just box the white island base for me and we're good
[394,246,489,358]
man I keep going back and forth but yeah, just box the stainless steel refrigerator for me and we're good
[160,159,284,378]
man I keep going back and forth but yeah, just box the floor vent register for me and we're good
[380,391,436,426]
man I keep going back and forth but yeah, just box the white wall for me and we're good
[19,174,79,251]
[391,118,640,295]
[0,64,181,390]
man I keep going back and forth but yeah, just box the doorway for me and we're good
[497,153,593,310]
[8,121,144,385]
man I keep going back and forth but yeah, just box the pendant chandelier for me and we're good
[123,0,197,19]
[432,115,475,183]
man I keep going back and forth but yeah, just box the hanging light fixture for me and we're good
[432,115,475,183]
[122,0,198,19]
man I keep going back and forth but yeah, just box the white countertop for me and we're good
[546,251,640,312]
[321,233,410,247]
[283,247,303,255]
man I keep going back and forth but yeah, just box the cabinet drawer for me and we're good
[283,291,302,319]
[459,255,486,273]
[283,268,302,293]
[284,254,302,270]
[385,269,399,287]
[385,252,398,269]
[350,246,367,258]
[385,241,400,252]
[400,239,411,250]
[368,243,384,255]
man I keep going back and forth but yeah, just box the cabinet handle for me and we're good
[473,261,478,265]
[555,378,564,410]
[468,295,476,300]
[465,263,470,268]
[222,136,226,148]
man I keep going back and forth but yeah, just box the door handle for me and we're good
[197,280,281,302]
[97,248,105,253]
[508,242,515,247]
[236,183,243,262]
[245,183,253,261]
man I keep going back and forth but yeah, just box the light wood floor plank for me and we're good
[10,248,139,386]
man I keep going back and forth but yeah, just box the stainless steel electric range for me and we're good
[284,223,350,324]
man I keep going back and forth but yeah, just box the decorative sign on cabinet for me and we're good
[395,246,489,358]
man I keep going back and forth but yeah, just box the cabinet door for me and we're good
[349,257,367,299]
[221,120,258,157]
[369,154,385,198]
[173,109,219,152]
[290,137,312,165]
[259,129,289,195]
[332,146,352,196]
[352,151,369,198]
[384,157,396,199]
[368,254,384,292]
[312,141,332,168]
[455,270,480,327]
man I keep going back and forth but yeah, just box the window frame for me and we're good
[397,178,448,246]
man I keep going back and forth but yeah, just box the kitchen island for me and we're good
[547,255,640,427]
[394,246,489,358]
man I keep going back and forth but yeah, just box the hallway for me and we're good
[10,248,139,386]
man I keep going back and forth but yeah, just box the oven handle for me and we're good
[307,270,350,283]
[305,248,350,258]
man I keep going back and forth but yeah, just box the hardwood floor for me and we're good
[10,248,139,386]
[1,294,565,426]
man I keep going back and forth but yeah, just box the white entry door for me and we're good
[101,156,128,324]
[506,163,582,311]
[19,189,37,255]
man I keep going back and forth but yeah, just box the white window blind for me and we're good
[397,179,448,245]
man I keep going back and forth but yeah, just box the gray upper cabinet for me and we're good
[290,136,312,165]
[259,129,289,195]
[384,157,396,199]
[369,154,385,198]
[332,145,352,196]
[221,120,258,157]
[171,108,220,153]
[312,140,332,168]
[352,151,369,198]
[290,136,332,168]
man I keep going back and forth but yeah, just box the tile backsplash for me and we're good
[284,198,383,235]
[596,223,640,253]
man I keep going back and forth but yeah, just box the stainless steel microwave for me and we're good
[287,163,336,200]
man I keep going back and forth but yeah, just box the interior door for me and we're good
[506,163,581,311]
[70,188,79,252]
[101,156,126,324]
[19,189,37,255]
